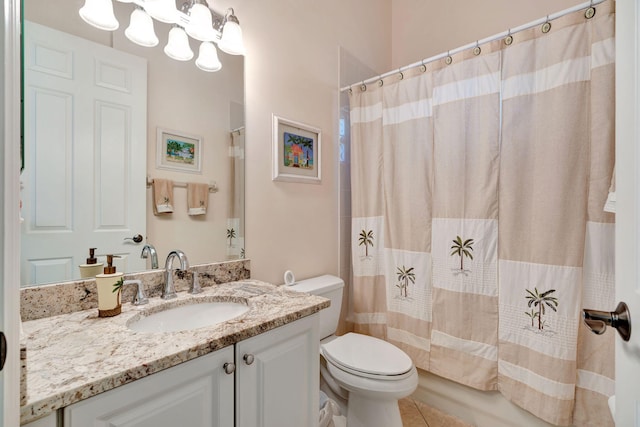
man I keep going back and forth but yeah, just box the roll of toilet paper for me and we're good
[284,270,296,286]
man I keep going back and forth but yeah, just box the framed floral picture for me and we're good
[156,128,202,174]
[272,115,321,184]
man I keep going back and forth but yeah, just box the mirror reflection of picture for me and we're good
[166,139,196,166]
[157,128,203,174]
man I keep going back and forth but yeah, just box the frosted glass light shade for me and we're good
[218,20,245,55]
[145,0,178,24]
[125,8,159,47]
[195,42,222,72]
[79,0,119,31]
[186,3,217,42]
[164,27,194,61]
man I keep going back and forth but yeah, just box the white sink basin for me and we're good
[128,301,249,333]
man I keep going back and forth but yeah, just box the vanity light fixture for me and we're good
[125,6,159,47]
[78,0,245,72]
[79,0,119,31]
[164,25,194,61]
[195,41,222,72]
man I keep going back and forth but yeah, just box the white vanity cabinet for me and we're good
[61,313,319,427]
[63,346,235,427]
[236,313,320,427]
[22,413,57,427]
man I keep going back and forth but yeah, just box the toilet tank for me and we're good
[287,275,344,340]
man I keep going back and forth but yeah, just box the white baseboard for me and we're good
[411,370,556,427]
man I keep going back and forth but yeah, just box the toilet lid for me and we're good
[321,333,413,377]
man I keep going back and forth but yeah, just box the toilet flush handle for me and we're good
[243,354,255,365]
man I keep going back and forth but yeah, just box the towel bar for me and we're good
[146,176,218,193]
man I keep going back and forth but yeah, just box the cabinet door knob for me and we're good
[223,362,236,374]
[243,354,255,365]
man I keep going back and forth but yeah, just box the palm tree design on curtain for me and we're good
[525,288,558,330]
[396,265,415,298]
[358,229,374,258]
[226,228,236,247]
[450,236,474,271]
[525,309,539,328]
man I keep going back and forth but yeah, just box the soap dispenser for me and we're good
[78,248,104,279]
[95,255,124,317]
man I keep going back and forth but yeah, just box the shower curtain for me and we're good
[227,127,245,259]
[350,3,615,426]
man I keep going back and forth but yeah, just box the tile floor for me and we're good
[399,398,473,427]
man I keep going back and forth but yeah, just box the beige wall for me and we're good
[23,0,391,284]
[20,0,596,283]
[216,0,392,284]
[234,0,589,285]
[391,0,586,68]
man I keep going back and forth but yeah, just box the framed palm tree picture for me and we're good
[156,128,203,174]
[272,115,321,184]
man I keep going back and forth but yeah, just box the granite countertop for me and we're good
[20,280,329,424]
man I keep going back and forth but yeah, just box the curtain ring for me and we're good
[473,41,481,56]
[445,51,453,65]
[348,87,353,95]
[378,77,384,87]
[398,69,404,80]
[420,60,427,73]
[541,16,551,33]
[504,29,513,46]
[585,1,596,19]
[360,81,367,92]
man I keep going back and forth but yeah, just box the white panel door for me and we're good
[235,314,320,427]
[21,21,147,285]
[615,1,640,425]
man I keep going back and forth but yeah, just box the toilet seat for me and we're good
[321,333,414,380]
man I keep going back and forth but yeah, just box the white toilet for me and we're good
[288,275,418,427]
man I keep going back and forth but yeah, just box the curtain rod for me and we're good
[340,0,606,92]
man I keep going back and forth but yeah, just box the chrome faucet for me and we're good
[189,270,202,294]
[124,279,148,305]
[162,250,189,300]
[141,243,158,269]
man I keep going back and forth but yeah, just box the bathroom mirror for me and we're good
[20,0,245,286]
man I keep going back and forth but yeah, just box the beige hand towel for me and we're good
[152,178,174,215]
[187,182,209,215]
